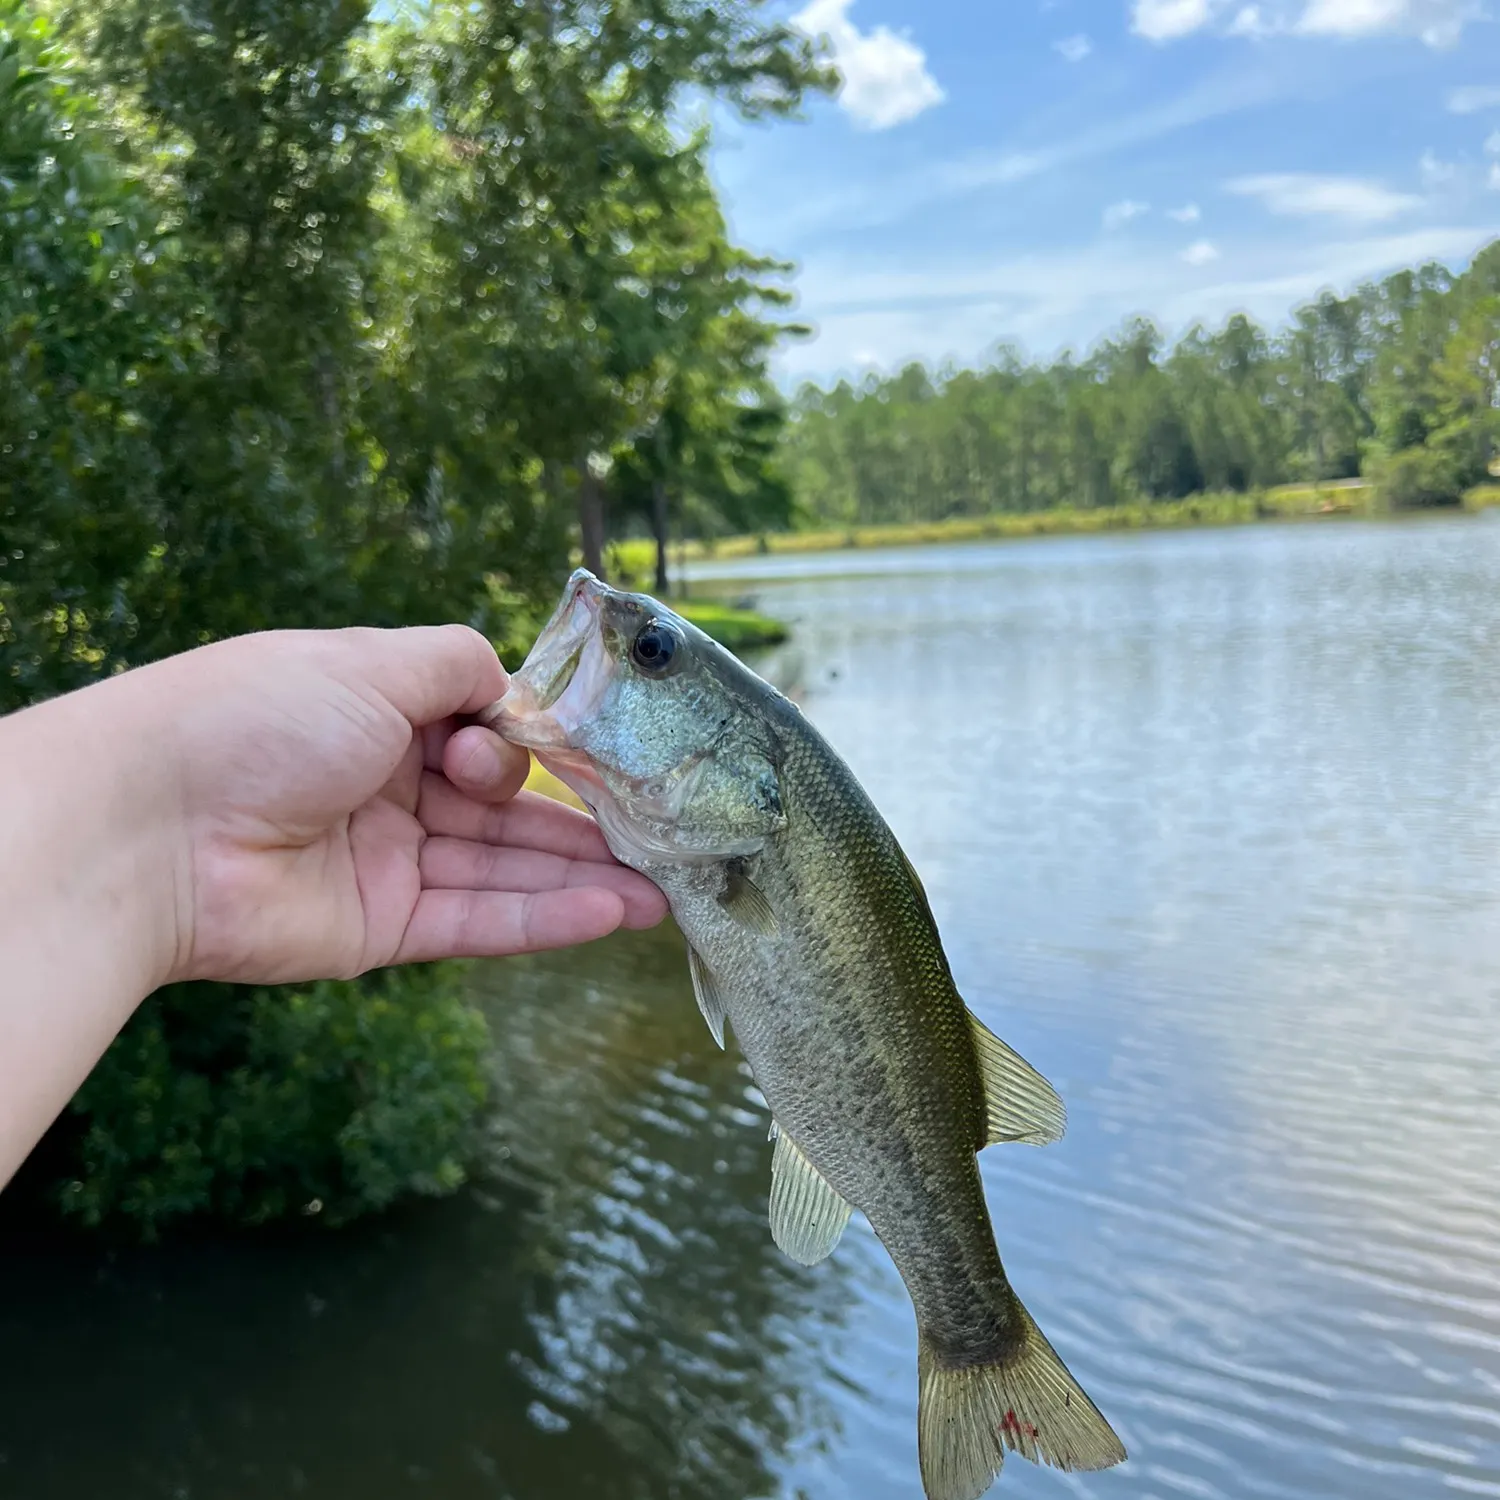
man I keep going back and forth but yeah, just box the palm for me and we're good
[169,628,665,986]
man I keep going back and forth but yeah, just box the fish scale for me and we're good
[487,568,1127,1500]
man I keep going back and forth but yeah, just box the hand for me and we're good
[146,624,668,985]
[0,622,670,1187]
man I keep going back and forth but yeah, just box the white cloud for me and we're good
[1297,0,1476,45]
[1133,0,1213,39]
[1227,4,1276,33]
[1449,85,1500,114]
[778,226,1500,381]
[1486,130,1500,154]
[1103,199,1151,230]
[940,71,1277,196]
[1181,239,1221,264]
[1491,162,1500,190]
[1226,172,1421,222]
[1168,203,1203,222]
[1054,33,1093,61]
[1419,150,1457,187]
[1135,0,1476,46]
[793,0,945,131]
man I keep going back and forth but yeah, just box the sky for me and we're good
[705,0,1500,385]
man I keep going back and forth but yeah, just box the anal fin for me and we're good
[686,944,728,1050]
[769,1125,852,1265]
[969,1012,1066,1147]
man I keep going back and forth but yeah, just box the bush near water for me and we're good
[58,967,486,1236]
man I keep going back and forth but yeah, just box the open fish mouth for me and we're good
[480,569,614,752]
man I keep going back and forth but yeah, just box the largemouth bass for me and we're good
[484,569,1126,1500]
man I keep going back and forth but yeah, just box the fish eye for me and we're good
[630,619,680,676]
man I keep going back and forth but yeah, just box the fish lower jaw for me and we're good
[534,749,608,802]
[479,690,572,752]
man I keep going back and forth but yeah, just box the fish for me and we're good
[482,568,1126,1500]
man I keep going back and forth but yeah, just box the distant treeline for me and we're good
[780,244,1500,527]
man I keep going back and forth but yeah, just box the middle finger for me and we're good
[420,835,667,929]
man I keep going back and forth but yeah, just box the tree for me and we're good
[403,0,830,575]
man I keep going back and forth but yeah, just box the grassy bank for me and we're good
[674,600,788,650]
[608,483,1382,575]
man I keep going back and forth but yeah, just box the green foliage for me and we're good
[387,0,827,577]
[1,0,824,1231]
[0,0,173,700]
[783,245,1500,527]
[1372,445,1467,509]
[58,966,488,1238]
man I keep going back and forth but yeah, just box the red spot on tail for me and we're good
[1000,1410,1039,1440]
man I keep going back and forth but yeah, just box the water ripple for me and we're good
[743,521,1500,1500]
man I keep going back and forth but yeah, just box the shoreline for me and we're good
[608,482,1500,577]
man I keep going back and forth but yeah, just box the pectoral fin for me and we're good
[768,1125,852,1265]
[685,944,728,1050]
[717,862,778,935]
[969,1012,1066,1147]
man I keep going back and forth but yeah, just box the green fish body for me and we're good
[487,570,1126,1500]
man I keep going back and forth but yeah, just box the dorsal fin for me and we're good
[894,842,1064,1146]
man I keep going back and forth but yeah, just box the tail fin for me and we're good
[916,1296,1126,1500]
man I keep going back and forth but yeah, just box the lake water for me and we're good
[4,517,1500,1499]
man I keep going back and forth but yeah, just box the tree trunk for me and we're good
[651,478,670,595]
[577,454,605,578]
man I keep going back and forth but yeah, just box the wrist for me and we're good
[1,667,192,1000]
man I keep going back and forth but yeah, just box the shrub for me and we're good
[55,965,488,1239]
[1373,445,1466,510]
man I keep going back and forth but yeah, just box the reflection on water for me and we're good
[4,517,1500,1499]
[469,931,868,1491]
[0,930,861,1500]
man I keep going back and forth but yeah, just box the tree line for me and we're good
[780,247,1500,528]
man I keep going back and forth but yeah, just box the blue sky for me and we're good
[706,0,1500,385]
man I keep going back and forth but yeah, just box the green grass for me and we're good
[607,484,1380,576]
[1261,480,1376,515]
[1463,483,1500,511]
[673,600,788,650]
